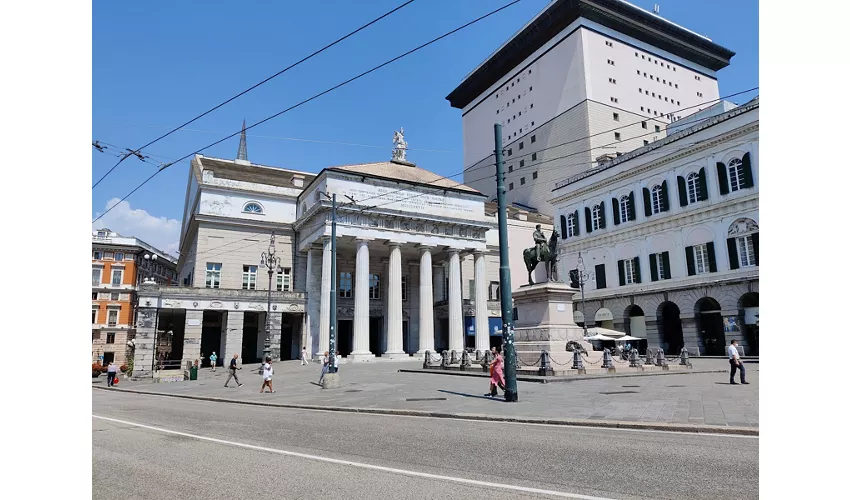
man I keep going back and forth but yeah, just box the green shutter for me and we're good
[717,162,729,195]
[707,241,717,272]
[661,251,671,279]
[685,246,696,276]
[573,210,580,236]
[643,187,652,217]
[752,232,759,266]
[661,181,669,212]
[618,260,626,286]
[633,257,641,283]
[599,200,606,229]
[727,238,739,270]
[612,198,620,225]
[560,215,568,239]
[677,176,688,207]
[595,264,607,289]
[698,167,708,201]
[741,152,754,188]
[649,253,658,281]
[585,207,592,234]
[628,192,636,220]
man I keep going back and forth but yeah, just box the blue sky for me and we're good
[92,0,758,254]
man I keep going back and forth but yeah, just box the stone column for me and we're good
[448,249,464,353]
[132,307,157,379]
[351,238,374,361]
[416,245,434,354]
[304,248,314,359]
[269,311,282,360]
[225,310,244,364]
[384,242,406,358]
[182,309,203,368]
[474,251,489,354]
[319,237,331,356]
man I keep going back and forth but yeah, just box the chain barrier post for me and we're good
[655,347,665,367]
[645,348,654,366]
[602,348,614,369]
[572,350,584,371]
[423,350,431,369]
[539,350,550,376]
[629,348,640,367]
[461,350,471,371]
[680,347,690,366]
[441,350,449,369]
[483,350,493,373]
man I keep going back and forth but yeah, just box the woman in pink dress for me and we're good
[488,346,506,397]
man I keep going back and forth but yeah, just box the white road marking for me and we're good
[94,388,758,439]
[93,414,618,500]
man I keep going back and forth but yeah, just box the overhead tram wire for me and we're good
[91,0,418,190]
[91,0,527,225]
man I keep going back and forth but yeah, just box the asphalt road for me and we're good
[92,390,758,500]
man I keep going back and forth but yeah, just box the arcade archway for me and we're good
[695,297,725,356]
[656,302,683,355]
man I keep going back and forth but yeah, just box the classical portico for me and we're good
[295,158,497,361]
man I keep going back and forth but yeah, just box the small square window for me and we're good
[640,106,644,111]
[675,84,678,89]
[673,67,676,71]
[520,177,526,185]
[636,70,641,75]
[508,148,512,156]
[650,75,654,81]
[531,121,534,126]
[613,112,619,121]
[614,132,621,141]
[530,103,533,109]
[641,121,647,129]
[529,86,532,91]
[635,52,638,57]
[496,110,499,114]
[644,140,649,146]
[519,142,524,150]
[508,165,513,173]
[520,160,525,167]
[655,125,661,133]
[509,183,514,190]
[642,55,645,59]
[531,135,536,143]
[532,153,537,161]
[667,64,671,69]
[677,101,681,105]
[532,171,538,180]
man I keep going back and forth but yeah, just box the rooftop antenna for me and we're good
[653,4,660,14]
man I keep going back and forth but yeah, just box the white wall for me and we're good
[198,189,297,223]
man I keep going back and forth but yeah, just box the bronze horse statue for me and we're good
[522,229,559,285]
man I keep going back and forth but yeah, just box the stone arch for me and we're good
[695,297,725,356]
[683,225,715,247]
[738,292,759,356]
[656,301,683,355]
[624,305,647,352]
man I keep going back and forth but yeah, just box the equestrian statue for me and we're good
[522,224,560,285]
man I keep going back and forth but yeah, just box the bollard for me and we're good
[423,350,431,369]
[483,350,493,373]
[629,348,640,367]
[441,350,449,369]
[655,348,665,366]
[572,349,584,370]
[680,347,690,366]
[460,350,471,371]
[539,350,550,376]
[450,350,458,364]
[645,348,654,365]
[602,348,614,369]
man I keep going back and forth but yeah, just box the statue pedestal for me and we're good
[511,282,590,368]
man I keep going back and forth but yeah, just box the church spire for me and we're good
[236,119,248,161]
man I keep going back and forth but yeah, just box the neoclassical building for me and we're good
[551,97,758,356]
[132,131,551,377]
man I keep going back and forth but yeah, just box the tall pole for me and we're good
[329,194,338,373]
[494,123,517,402]
[261,231,278,361]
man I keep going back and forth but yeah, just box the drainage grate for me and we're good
[345,389,363,393]
[600,390,638,395]
[406,397,447,402]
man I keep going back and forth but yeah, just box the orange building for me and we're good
[92,229,177,366]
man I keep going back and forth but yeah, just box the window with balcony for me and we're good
[107,309,118,327]
[242,265,257,290]
[278,268,292,292]
[206,263,222,289]
[92,269,102,286]
[369,274,381,300]
[111,269,123,286]
[339,272,352,298]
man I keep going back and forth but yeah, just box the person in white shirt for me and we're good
[727,339,749,385]
[300,347,308,366]
[260,357,275,393]
[106,361,118,387]
[334,351,342,374]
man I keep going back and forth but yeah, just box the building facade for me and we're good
[551,97,759,356]
[132,133,552,378]
[91,229,177,366]
[447,0,734,214]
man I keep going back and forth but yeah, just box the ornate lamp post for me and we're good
[575,251,596,338]
[143,253,158,283]
[260,231,282,361]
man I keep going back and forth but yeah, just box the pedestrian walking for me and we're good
[334,350,341,374]
[106,361,118,387]
[157,351,165,371]
[300,347,308,366]
[209,351,218,371]
[727,340,748,385]
[199,352,205,368]
[318,351,330,385]
[260,357,275,393]
[486,346,506,397]
[224,353,243,388]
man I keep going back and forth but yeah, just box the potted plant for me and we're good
[92,363,103,378]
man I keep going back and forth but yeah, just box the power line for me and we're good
[91,0,418,189]
[91,0,526,225]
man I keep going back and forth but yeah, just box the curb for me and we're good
[93,385,758,436]
[398,368,730,383]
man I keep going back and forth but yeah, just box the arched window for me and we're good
[728,158,744,192]
[567,213,577,238]
[591,205,602,231]
[619,195,630,223]
[243,202,264,214]
[687,173,701,204]
[650,185,663,214]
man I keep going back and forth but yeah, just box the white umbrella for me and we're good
[617,335,643,341]
[584,334,617,341]
[585,327,626,338]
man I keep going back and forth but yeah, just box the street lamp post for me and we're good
[261,231,282,362]
[575,251,595,338]
[143,253,158,283]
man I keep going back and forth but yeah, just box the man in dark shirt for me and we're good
[224,353,243,388]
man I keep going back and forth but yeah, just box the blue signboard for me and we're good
[464,317,503,337]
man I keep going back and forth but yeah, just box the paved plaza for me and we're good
[97,358,758,430]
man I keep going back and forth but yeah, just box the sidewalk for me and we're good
[97,358,758,433]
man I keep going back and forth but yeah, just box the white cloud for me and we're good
[93,198,181,257]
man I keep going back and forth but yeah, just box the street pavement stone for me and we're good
[106,357,758,428]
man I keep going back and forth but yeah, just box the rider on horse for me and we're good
[533,225,547,261]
